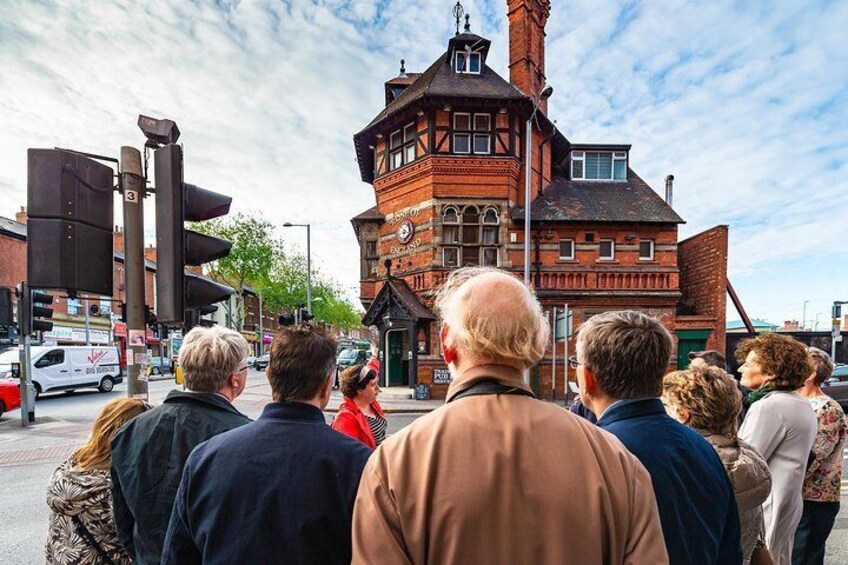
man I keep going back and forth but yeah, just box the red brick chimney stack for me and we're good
[113,225,124,253]
[507,0,552,112]
[15,206,27,225]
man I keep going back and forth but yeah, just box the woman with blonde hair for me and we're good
[663,361,772,564]
[45,397,150,564]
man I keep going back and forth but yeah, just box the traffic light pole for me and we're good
[121,146,148,400]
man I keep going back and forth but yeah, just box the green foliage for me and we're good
[194,212,363,331]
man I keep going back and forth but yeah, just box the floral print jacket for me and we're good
[45,458,131,565]
[802,395,848,502]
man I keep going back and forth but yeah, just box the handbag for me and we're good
[72,515,117,565]
[750,539,773,565]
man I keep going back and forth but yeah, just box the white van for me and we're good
[0,346,123,399]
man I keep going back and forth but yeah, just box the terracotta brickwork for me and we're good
[677,225,729,353]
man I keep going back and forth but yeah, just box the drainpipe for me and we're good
[664,174,674,207]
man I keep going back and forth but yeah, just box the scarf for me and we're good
[745,384,796,406]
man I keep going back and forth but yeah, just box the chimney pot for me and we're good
[664,174,675,207]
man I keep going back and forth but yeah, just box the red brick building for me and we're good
[351,0,728,399]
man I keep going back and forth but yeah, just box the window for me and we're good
[481,207,499,245]
[482,248,498,266]
[365,241,378,258]
[462,247,480,266]
[454,113,490,155]
[99,297,111,316]
[455,51,481,74]
[571,151,627,181]
[599,239,615,260]
[559,239,575,260]
[35,350,64,368]
[388,122,418,171]
[639,240,654,260]
[443,247,459,267]
[67,297,81,316]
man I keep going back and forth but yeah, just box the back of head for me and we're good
[434,267,549,369]
[576,310,672,399]
[807,346,833,386]
[663,365,743,437]
[179,325,250,393]
[688,350,728,372]
[735,332,813,388]
[268,323,337,402]
[74,398,151,470]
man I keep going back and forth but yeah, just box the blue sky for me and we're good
[1,0,846,325]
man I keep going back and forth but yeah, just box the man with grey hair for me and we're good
[793,347,847,564]
[576,310,742,564]
[352,268,668,564]
[111,326,252,565]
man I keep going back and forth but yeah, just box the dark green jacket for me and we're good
[110,390,250,565]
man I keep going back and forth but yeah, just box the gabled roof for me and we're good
[351,206,385,222]
[361,278,435,326]
[512,169,684,224]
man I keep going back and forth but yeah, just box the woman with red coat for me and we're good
[331,358,387,449]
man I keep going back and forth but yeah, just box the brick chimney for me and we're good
[144,244,157,263]
[507,0,551,112]
[15,206,27,225]
[113,225,124,253]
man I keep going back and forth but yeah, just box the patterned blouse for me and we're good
[45,458,132,565]
[365,413,388,447]
[802,395,848,502]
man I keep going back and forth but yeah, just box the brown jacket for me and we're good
[352,364,668,564]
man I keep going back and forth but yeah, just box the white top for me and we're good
[739,391,816,565]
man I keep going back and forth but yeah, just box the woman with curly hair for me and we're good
[45,397,150,564]
[663,362,772,564]
[736,333,817,564]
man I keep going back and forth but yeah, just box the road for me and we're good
[1,371,847,563]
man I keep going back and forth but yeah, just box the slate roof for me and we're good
[351,206,385,222]
[512,169,685,224]
[361,278,435,326]
[0,216,26,240]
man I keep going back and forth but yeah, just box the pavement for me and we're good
[1,370,847,563]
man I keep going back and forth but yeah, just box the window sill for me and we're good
[556,258,578,263]
[595,259,619,264]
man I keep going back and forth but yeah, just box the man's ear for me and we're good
[582,365,599,397]
[440,324,457,365]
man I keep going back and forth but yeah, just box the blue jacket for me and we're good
[162,401,372,565]
[598,398,742,565]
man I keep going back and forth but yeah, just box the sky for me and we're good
[1,0,846,327]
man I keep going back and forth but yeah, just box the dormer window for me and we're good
[455,51,481,74]
[571,151,628,181]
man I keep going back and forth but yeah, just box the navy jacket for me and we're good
[162,401,372,565]
[598,398,742,565]
[110,390,251,565]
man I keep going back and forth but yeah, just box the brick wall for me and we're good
[677,225,729,353]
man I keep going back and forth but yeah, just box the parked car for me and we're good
[336,348,370,371]
[0,379,21,418]
[247,355,257,368]
[0,346,122,399]
[148,356,173,375]
[822,364,848,410]
[254,353,270,371]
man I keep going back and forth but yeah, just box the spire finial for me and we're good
[399,59,406,77]
[453,1,465,36]
[464,14,471,32]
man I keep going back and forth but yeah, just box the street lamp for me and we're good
[524,84,554,286]
[283,222,312,317]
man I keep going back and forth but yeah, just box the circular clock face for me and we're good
[396,219,415,244]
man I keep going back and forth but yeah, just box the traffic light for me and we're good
[184,305,218,330]
[17,283,54,335]
[27,149,114,295]
[833,303,843,320]
[154,143,233,324]
[300,307,314,323]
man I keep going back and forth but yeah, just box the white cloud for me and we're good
[0,0,845,324]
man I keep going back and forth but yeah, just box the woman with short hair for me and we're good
[46,397,151,564]
[663,362,771,564]
[331,357,386,449]
[737,333,818,564]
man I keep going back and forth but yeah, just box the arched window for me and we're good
[441,204,500,268]
[481,207,499,246]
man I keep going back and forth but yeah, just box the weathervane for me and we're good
[453,1,465,35]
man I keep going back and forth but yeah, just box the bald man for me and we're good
[351,267,668,564]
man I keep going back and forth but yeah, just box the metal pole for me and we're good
[802,300,809,330]
[17,291,30,428]
[84,297,91,345]
[523,117,532,286]
[121,146,148,400]
[563,302,569,404]
[306,224,312,316]
[552,306,557,401]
